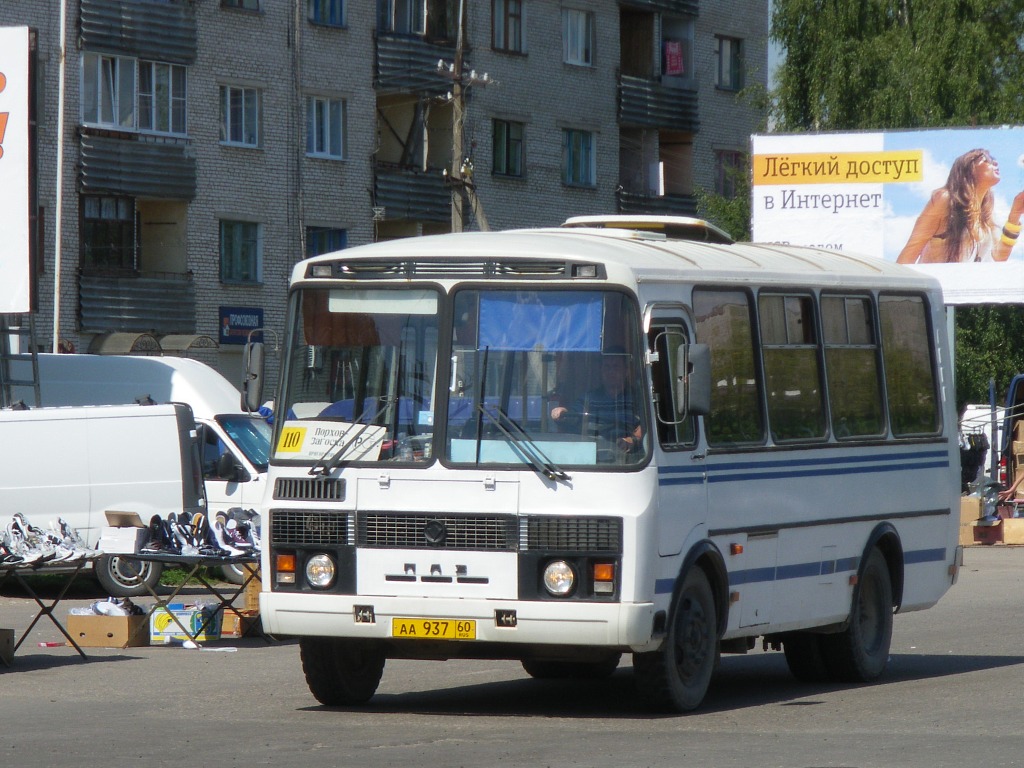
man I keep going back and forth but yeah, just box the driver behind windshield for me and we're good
[550,348,642,453]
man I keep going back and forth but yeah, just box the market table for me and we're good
[0,554,100,664]
[119,552,261,646]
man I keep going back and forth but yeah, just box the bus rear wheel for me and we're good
[633,566,717,712]
[522,654,621,679]
[820,548,894,682]
[299,637,386,706]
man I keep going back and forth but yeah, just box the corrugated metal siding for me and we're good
[617,190,697,216]
[618,74,699,131]
[79,272,196,334]
[619,0,699,15]
[80,134,196,200]
[373,167,450,222]
[80,0,197,64]
[375,34,460,95]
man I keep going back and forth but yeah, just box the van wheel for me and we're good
[633,567,717,712]
[95,555,163,598]
[820,548,894,682]
[219,562,247,585]
[300,637,386,706]
[522,654,621,679]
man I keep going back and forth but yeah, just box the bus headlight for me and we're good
[305,554,336,589]
[542,560,575,596]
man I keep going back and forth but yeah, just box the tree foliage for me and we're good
[769,0,1024,406]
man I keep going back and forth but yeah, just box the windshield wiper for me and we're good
[309,397,396,476]
[475,403,571,483]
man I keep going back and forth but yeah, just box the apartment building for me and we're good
[0,0,767,387]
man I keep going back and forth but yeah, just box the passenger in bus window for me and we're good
[550,350,643,452]
[897,148,1024,264]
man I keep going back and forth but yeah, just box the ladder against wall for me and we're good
[0,314,41,409]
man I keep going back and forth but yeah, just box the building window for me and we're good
[306,96,347,159]
[81,195,137,272]
[714,150,746,198]
[82,53,188,137]
[309,0,345,26]
[222,0,260,9]
[378,0,424,34]
[493,0,524,53]
[562,8,593,66]
[563,128,595,187]
[138,62,187,135]
[306,227,348,257]
[220,220,262,283]
[220,85,260,147]
[715,35,743,91]
[493,119,523,177]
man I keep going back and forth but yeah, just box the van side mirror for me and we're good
[675,343,711,416]
[242,341,265,413]
[216,451,250,483]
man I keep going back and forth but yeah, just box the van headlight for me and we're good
[542,560,575,596]
[305,554,336,589]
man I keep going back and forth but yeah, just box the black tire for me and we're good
[782,631,830,683]
[219,562,248,585]
[522,654,621,679]
[633,567,717,713]
[94,555,163,597]
[299,637,386,706]
[820,548,894,683]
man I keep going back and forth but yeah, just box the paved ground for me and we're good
[1,547,1023,768]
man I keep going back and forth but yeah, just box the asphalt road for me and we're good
[2,546,1023,768]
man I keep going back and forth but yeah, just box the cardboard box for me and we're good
[1002,518,1024,545]
[973,520,1004,545]
[220,609,261,638]
[149,605,222,644]
[960,496,983,546]
[0,628,14,664]
[65,614,149,648]
[245,572,262,613]
[97,526,148,555]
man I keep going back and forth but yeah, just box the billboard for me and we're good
[751,128,1024,304]
[0,26,31,314]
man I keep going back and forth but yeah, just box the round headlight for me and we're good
[542,560,575,596]
[305,553,336,589]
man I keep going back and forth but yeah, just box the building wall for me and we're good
[0,0,768,391]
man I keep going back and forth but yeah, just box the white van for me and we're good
[0,402,205,596]
[10,354,270,583]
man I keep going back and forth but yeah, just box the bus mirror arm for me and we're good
[676,343,711,417]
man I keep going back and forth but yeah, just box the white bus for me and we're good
[246,217,962,712]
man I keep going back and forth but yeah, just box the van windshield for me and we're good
[217,414,271,471]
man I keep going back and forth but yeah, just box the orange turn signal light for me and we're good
[276,553,297,573]
[593,562,615,582]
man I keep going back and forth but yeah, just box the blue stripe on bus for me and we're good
[653,548,945,594]
[657,451,950,486]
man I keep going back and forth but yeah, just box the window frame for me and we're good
[137,61,187,136]
[562,128,596,187]
[306,226,348,258]
[220,85,261,147]
[714,35,744,91]
[714,149,746,199]
[493,118,524,177]
[221,0,261,10]
[219,220,263,284]
[562,8,594,66]
[306,95,347,159]
[80,195,138,273]
[309,0,346,27]
[492,0,524,53]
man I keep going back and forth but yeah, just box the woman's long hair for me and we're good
[943,149,996,263]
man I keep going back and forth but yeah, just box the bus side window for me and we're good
[649,323,695,448]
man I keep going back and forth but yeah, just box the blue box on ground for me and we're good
[149,604,222,644]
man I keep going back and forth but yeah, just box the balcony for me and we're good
[372,165,451,223]
[618,0,699,14]
[80,133,196,200]
[80,0,196,64]
[617,189,697,217]
[78,270,196,335]
[375,34,461,96]
[619,74,698,132]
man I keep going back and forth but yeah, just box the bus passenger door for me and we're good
[648,315,707,556]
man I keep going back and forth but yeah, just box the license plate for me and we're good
[391,617,476,640]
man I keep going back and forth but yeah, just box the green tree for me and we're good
[770,0,1024,406]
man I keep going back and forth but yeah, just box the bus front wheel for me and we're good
[633,566,718,712]
[820,548,894,682]
[299,637,386,706]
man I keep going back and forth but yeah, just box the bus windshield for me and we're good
[446,289,648,468]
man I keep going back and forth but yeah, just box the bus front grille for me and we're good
[522,516,623,553]
[271,510,351,546]
[358,513,517,551]
[273,477,346,501]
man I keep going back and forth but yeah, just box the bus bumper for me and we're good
[260,591,657,651]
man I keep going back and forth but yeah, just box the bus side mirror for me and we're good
[242,341,265,413]
[675,343,711,416]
